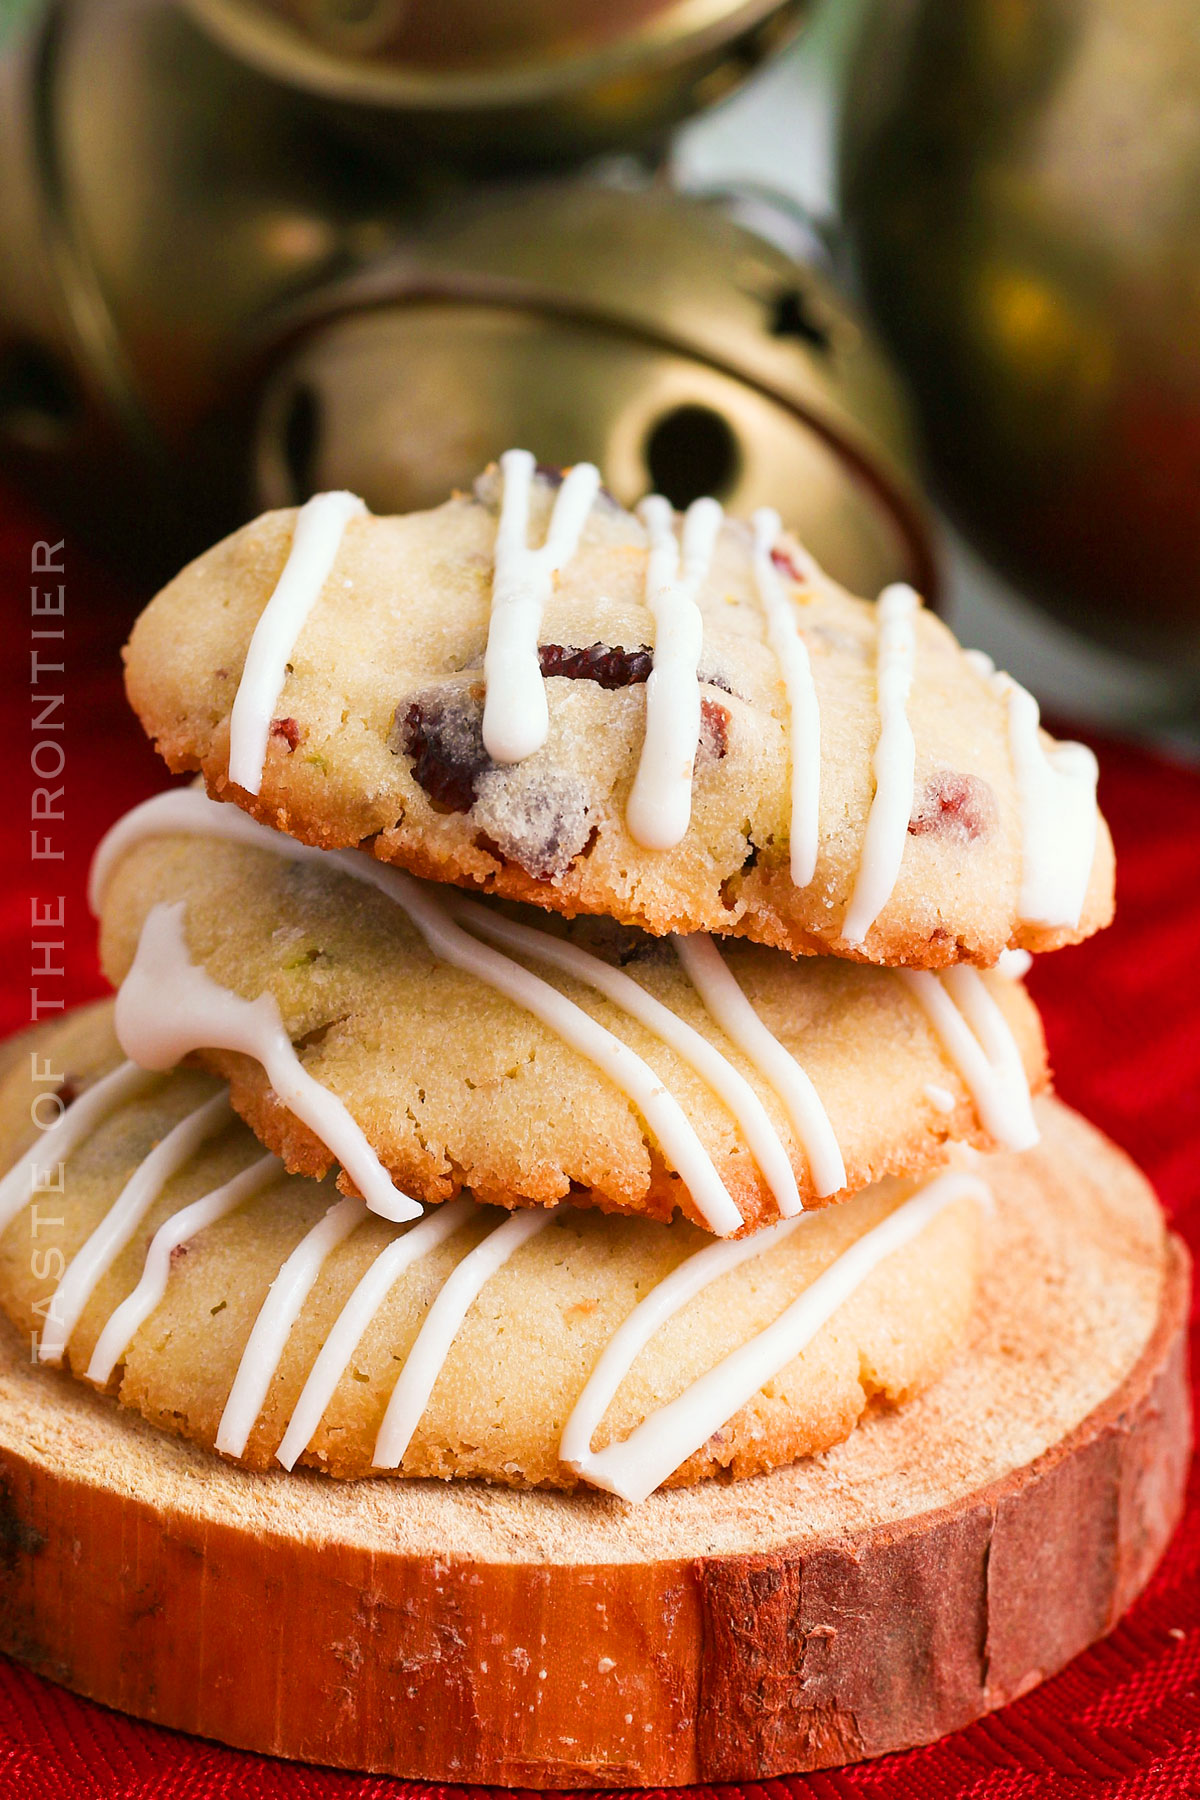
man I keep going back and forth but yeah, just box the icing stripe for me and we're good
[38,1090,233,1366]
[965,651,1099,931]
[1004,680,1099,929]
[215,1193,367,1458]
[674,933,845,1198]
[373,1207,553,1468]
[626,495,722,850]
[86,1152,281,1386]
[96,792,745,1235]
[0,1060,159,1235]
[482,451,601,765]
[394,886,744,1236]
[453,899,800,1218]
[561,1168,988,1503]
[275,1196,475,1472]
[751,509,821,887]
[89,786,275,915]
[843,584,919,947]
[897,967,1039,1151]
[227,490,366,797]
[115,901,422,1224]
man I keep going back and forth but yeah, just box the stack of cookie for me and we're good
[3,452,1178,1785]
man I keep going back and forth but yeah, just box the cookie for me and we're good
[123,458,1113,969]
[0,1005,984,1493]
[93,789,1047,1237]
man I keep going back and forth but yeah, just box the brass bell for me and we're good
[0,0,934,613]
[251,179,936,602]
[181,0,813,166]
[840,0,1200,673]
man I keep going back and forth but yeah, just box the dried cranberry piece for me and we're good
[699,697,730,760]
[271,717,301,751]
[399,695,491,814]
[538,643,654,690]
[908,771,997,843]
[397,690,593,879]
[770,544,809,584]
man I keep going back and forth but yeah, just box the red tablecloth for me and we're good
[1,484,1198,1799]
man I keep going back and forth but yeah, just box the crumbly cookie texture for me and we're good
[123,473,1114,970]
[0,1007,982,1490]
[97,832,1047,1233]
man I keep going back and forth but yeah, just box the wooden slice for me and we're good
[0,1097,1189,1786]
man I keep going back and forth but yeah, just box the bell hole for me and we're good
[769,286,833,354]
[281,381,322,500]
[644,404,740,507]
[0,341,80,447]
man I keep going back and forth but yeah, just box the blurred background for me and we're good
[0,0,1197,739]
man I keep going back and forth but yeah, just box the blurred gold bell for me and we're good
[183,0,811,165]
[0,0,933,612]
[841,0,1200,671]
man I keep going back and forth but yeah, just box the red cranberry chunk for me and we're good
[699,697,730,760]
[396,686,592,879]
[770,544,809,584]
[271,717,301,752]
[538,643,654,690]
[908,771,997,843]
[399,694,491,814]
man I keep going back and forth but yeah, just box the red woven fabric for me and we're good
[0,481,1198,1799]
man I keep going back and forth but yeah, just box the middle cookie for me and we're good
[94,791,1047,1237]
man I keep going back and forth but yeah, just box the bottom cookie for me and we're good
[0,1097,1187,1784]
[0,1003,982,1493]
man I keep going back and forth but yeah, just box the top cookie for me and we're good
[124,454,1114,969]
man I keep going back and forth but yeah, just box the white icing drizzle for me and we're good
[673,933,845,1199]
[373,1207,553,1469]
[88,785,273,914]
[482,450,601,765]
[561,1168,988,1503]
[453,899,801,1218]
[923,1082,957,1114]
[897,966,1039,1151]
[964,648,996,682]
[0,1060,159,1235]
[276,1195,474,1471]
[86,1152,280,1386]
[625,495,723,850]
[227,490,366,797]
[216,1193,367,1458]
[997,948,1033,980]
[38,1090,233,1366]
[843,583,919,948]
[965,650,1098,930]
[94,792,746,1235]
[114,901,421,1224]
[392,887,744,1236]
[751,509,821,887]
[1004,680,1099,929]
